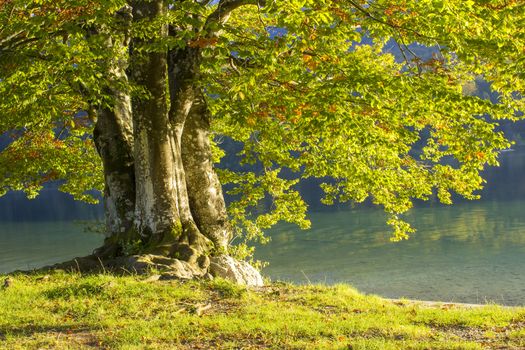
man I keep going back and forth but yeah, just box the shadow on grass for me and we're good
[0,324,101,346]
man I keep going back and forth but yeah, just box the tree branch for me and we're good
[347,0,436,40]
[204,0,263,37]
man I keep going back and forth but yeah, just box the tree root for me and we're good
[39,253,264,286]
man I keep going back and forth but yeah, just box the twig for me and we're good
[74,259,82,276]
[97,256,107,274]
[300,270,312,285]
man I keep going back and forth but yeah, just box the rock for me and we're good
[31,252,263,286]
[209,256,264,287]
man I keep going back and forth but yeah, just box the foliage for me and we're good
[0,0,126,201]
[206,0,523,241]
[1,272,525,349]
[0,0,523,243]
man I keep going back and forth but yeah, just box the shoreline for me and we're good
[384,298,509,309]
[4,269,521,309]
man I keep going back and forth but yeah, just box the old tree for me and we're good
[0,0,523,283]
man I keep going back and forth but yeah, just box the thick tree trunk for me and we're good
[130,0,181,242]
[93,90,135,242]
[127,0,212,268]
[79,1,263,285]
[92,6,136,256]
[95,1,231,257]
[182,93,231,252]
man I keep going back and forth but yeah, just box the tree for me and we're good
[0,0,523,282]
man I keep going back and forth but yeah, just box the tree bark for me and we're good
[92,1,234,265]
[167,42,231,253]
[92,6,136,256]
[127,1,212,267]
[130,0,177,242]
[182,93,231,252]
[93,89,135,242]
[54,1,264,285]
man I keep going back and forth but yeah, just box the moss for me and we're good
[168,221,183,241]
[1,273,524,349]
[139,223,184,256]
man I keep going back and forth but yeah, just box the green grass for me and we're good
[1,271,524,349]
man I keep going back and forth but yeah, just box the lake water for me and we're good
[2,149,525,305]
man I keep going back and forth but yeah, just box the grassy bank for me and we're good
[1,272,524,349]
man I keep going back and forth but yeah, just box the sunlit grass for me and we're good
[1,271,524,349]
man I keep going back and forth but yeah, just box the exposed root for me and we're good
[39,253,264,286]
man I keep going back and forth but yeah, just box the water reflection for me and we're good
[257,201,525,305]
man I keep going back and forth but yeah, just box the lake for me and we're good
[2,148,525,305]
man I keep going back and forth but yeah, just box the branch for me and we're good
[347,0,436,40]
[0,31,26,50]
[204,0,263,37]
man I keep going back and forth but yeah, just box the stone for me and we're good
[34,252,263,286]
[209,256,264,287]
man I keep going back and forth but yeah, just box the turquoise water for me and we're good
[0,221,102,272]
[257,201,525,305]
[2,149,525,305]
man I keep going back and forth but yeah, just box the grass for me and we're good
[1,271,525,349]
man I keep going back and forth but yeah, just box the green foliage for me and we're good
[205,0,523,239]
[1,0,524,243]
[0,0,125,202]
[218,167,310,256]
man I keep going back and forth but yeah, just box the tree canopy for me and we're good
[0,0,524,255]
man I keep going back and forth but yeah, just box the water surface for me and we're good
[257,201,525,305]
[0,221,102,272]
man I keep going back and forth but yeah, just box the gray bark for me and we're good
[182,93,231,251]
[54,1,264,285]
[94,90,135,239]
[127,1,213,267]
[92,6,136,255]
[130,0,180,241]
[93,1,233,262]
[167,43,231,252]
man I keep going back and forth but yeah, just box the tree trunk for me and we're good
[92,6,136,256]
[83,1,262,285]
[93,89,135,244]
[130,0,180,241]
[182,93,231,252]
[126,0,213,269]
